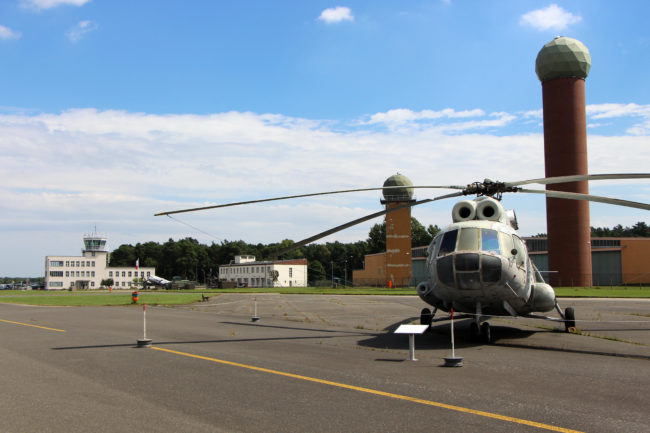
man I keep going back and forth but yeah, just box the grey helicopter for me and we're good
[156,173,650,343]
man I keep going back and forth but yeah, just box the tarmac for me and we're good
[1,294,648,432]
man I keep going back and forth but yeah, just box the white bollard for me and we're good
[443,307,463,367]
[137,302,152,347]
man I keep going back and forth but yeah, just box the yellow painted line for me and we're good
[0,318,66,332]
[151,346,582,433]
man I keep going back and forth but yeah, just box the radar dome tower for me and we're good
[381,173,415,287]
[536,36,592,286]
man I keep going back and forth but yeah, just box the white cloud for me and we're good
[587,103,650,135]
[0,25,21,40]
[520,4,582,31]
[318,6,354,24]
[361,108,517,132]
[21,0,90,10]
[1,107,648,275]
[66,20,98,42]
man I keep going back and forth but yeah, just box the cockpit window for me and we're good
[457,227,479,251]
[499,232,515,258]
[481,229,500,253]
[438,229,458,256]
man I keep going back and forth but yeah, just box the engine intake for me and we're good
[452,200,477,222]
[476,197,502,221]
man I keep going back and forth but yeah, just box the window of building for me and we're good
[50,282,63,287]
[65,271,69,277]
[91,282,95,287]
[66,261,70,267]
[109,271,113,277]
[128,271,132,277]
[92,261,95,267]
[50,260,64,267]
[76,261,80,267]
[76,271,80,277]
[289,268,293,277]
[49,271,63,277]
[147,272,151,277]
[86,261,90,267]
[122,271,125,277]
[81,261,85,267]
[91,271,95,277]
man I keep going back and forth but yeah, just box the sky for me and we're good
[1,0,649,277]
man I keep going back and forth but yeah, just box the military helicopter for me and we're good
[156,173,650,343]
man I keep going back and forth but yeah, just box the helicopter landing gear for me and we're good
[480,322,491,344]
[470,321,480,341]
[564,307,576,332]
[470,321,492,343]
[420,308,433,327]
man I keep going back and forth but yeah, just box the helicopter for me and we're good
[156,173,650,343]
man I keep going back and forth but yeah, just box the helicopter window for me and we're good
[457,227,479,251]
[438,229,458,256]
[513,236,526,267]
[481,229,500,253]
[499,232,515,258]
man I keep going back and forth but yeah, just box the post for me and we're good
[137,302,152,347]
[408,334,416,361]
[443,307,463,367]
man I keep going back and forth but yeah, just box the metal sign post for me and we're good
[394,324,429,361]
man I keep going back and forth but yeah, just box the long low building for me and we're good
[218,255,307,287]
[44,233,155,290]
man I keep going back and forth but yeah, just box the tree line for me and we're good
[533,222,650,238]
[108,220,648,284]
[109,218,441,284]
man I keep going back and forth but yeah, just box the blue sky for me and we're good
[1,0,649,276]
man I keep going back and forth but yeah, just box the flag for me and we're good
[135,258,139,270]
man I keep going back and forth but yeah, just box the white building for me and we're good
[44,233,155,290]
[218,255,308,287]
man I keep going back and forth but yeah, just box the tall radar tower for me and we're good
[536,36,592,286]
[381,173,415,287]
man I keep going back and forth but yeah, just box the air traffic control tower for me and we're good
[536,36,592,286]
[381,173,415,287]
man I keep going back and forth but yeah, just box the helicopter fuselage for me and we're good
[417,198,556,318]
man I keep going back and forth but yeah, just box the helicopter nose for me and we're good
[436,253,502,288]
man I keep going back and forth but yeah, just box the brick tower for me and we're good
[536,36,592,286]
[381,173,415,287]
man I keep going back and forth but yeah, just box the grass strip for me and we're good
[0,286,647,307]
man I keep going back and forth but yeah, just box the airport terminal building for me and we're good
[44,233,155,290]
[218,255,307,287]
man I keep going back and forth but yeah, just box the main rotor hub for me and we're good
[462,179,521,200]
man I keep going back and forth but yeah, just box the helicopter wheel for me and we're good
[564,307,576,332]
[480,322,492,344]
[469,321,480,342]
[420,308,432,327]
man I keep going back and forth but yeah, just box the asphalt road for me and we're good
[1,295,648,433]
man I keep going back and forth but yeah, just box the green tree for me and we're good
[367,223,386,254]
[412,217,432,247]
[427,224,441,239]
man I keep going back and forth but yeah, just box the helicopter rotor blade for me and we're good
[154,185,464,216]
[507,173,650,187]
[273,192,463,257]
[519,188,650,211]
